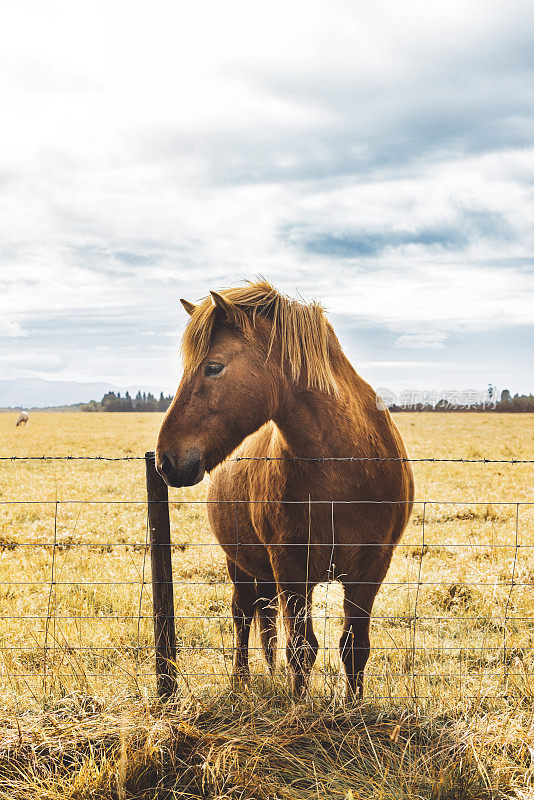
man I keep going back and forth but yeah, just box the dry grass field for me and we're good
[0,411,532,799]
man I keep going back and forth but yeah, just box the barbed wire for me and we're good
[0,541,531,548]
[0,499,531,505]
[0,579,531,587]
[1,454,533,463]
[0,614,531,621]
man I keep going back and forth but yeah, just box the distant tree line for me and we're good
[79,387,534,413]
[81,391,173,412]
[493,390,534,412]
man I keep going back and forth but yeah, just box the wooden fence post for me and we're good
[145,451,177,699]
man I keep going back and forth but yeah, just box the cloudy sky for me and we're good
[1,0,533,405]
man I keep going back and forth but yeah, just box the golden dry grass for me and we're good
[0,411,532,798]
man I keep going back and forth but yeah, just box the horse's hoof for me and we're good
[344,688,363,705]
[230,672,251,692]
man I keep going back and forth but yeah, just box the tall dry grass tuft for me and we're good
[0,686,531,799]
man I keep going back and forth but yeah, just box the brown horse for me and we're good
[156,281,413,698]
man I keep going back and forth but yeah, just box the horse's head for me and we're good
[156,281,336,487]
[156,290,281,487]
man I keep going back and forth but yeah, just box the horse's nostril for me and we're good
[160,454,174,477]
[157,451,203,487]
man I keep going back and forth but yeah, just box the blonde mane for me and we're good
[181,280,337,393]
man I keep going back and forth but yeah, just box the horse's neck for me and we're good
[273,354,370,458]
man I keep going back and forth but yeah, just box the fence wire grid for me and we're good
[0,453,532,705]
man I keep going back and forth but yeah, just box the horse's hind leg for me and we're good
[227,558,256,687]
[255,580,278,673]
[339,583,378,701]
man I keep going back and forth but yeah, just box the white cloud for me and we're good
[323,261,534,331]
[0,0,532,395]
[0,319,25,337]
[0,351,63,380]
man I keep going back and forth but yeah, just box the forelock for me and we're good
[180,280,337,393]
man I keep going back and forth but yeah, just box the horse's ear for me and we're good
[210,291,231,312]
[180,298,196,316]
[210,291,235,320]
[210,290,249,330]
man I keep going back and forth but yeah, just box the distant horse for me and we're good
[15,411,29,427]
[156,281,414,698]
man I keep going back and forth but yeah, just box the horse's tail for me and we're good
[254,580,278,673]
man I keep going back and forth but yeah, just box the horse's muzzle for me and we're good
[156,450,204,487]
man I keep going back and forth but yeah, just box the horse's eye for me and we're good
[204,363,225,377]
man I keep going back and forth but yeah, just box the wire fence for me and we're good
[0,453,532,705]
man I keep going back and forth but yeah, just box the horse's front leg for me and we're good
[339,582,378,701]
[282,586,318,697]
[227,558,256,687]
[270,555,318,697]
[255,579,278,674]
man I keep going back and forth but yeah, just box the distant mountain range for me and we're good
[0,379,164,409]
